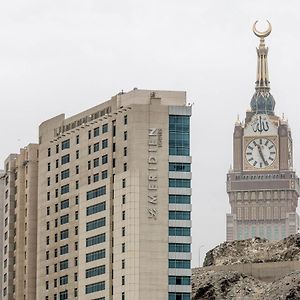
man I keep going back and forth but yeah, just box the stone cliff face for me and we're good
[192,269,300,300]
[192,234,300,300]
[204,234,300,267]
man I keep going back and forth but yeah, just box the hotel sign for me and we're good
[147,128,162,219]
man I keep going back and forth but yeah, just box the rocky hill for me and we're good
[204,234,300,266]
[192,234,300,300]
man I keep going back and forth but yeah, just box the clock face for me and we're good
[246,138,277,169]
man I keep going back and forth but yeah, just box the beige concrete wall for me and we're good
[197,260,300,282]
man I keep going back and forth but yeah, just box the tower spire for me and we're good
[250,20,275,115]
[253,20,272,91]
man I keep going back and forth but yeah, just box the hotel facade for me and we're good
[0,89,192,300]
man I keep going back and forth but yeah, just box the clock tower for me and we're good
[226,22,300,241]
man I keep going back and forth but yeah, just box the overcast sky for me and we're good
[1,0,300,267]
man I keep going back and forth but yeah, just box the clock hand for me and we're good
[257,145,267,165]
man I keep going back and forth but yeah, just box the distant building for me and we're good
[36,89,192,300]
[226,23,299,241]
[0,170,5,298]
[1,145,39,300]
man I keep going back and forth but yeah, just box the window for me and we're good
[47,162,51,171]
[113,142,116,152]
[102,154,108,164]
[94,142,100,152]
[47,177,50,186]
[122,227,125,236]
[59,290,68,300]
[76,165,79,174]
[86,217,106,231]
[76,135,80,144]
[61,184,69,195]
[123,147,127,156]
[168,293,191,300]
[169,195,191,204]
[86,201,106,216]
[60,260,69,270]
[86,249,106,263]
[56,159,59,168]
[60,215,69,225]
[102,139,108,149]
[93,173,99,182]
[169,179,191,188]
[87,186,106,200]
[48,148,51,157]
[60,229,69,240]
[94,158,100,168]
[76,150,79,159]
[56,144,59,153]
[61,169,70,180]
[101,170,108,179]
[122,179,126,188]
[85,265,105,278]
[85,281,105,294]
[124,131,127,140]
[75,180,79,189]
[60,244,69,255]
[169,243,191,252]
[169,115,190,156]
[94,127,100,137]
[169,162,191,172]
[61,154,70,165]
[88,130,92,139]
[61,199,69,210]
[122,194,126,204]
[86,233,106,247]
[112,121,116,136]
[122,275,125,285]
[102,124,108,133]
[122,259,125,269]
[123,163,127,172]
[124,115,127,125]
[169,259,191,269]
[169,227,191,236]
[62,139,70,150]
[169,211,191,220]
[59,275,68,285]
[75,195,79,205]
[122,243,125,253]
[47,206,50,215]
[88,160,91,170]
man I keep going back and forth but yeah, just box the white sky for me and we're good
[1,0,300,267]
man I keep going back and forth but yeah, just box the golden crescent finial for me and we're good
[253,20,272,38]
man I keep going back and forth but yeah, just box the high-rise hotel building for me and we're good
[36,89,192,300]
[0,170,5,297]
[1,145,39,300]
